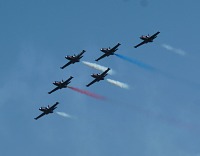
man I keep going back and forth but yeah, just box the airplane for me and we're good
[134,31,160,48]
[48,76,73,94]
[95,43,121,61]
[34,102,59,120]
[86,68,110,87]
[60,50,86,69]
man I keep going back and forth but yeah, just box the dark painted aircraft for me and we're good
[134,31,160,48]
[95,43,121,61]
[60,50,86,69]
[34,102,59,120]
[48,76,73,94]
[86,68,110,87]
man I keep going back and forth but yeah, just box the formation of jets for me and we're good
[34,31,160,120]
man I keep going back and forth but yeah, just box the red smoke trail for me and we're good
[68,86,106,100]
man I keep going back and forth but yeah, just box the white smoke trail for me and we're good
[106,79,129,89]
[56,112,73,119]
[82,61,115,75]
[161,44,186,56]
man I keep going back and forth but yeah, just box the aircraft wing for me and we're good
[60,61,72,69]
[100,68,110,77]
[149,31,160,39]
[63,76,73,85]
[49,102,59,110]
[110,43,121,51]
[77,50,86,58]
[34,112,45,120]
[48,86,59,94]
[134,40,146,48]
[86,79,98,87]
[95,54,107,62]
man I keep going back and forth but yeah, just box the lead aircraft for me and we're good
[34,102,59,120]
[60,50,86,69]
[86,68,110,87]
[134,31,160,48]
[48,76,73,94]
[95,43,121,61]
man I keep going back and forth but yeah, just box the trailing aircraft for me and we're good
[95,43,121,61]
[134,31,160,48]
[34,102,59,120]
[86,68,110,87]
[60,50,86,69]
[48,76,73,94]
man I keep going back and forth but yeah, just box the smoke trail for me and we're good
[106,79,129,89]
[115,54,156,71]
[115,53,200,90]
[82,61,115,75]
[56,112,73,119]
[68,86,106,100]
[161,44,186,56]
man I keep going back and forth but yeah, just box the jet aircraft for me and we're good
[86,68,110,87]
[60,50,86,69]
[134,31,160,48]
[48,76,73,94]
[95,43,121,61]
[34,102,59,120]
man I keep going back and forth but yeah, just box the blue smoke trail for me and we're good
[115,54,200,90]
[115,53,156,72]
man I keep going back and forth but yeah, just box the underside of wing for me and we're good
[95,54,107,61]
[34,112,46,120]
[86,79,98,87]
[48,87,59,94]
[101,68,110,76]
[60,61,72,69]
[50,102,59,110]
[150,31,160,39]
[110,43,121,51]
[134,41,146,48]
[77,50,86,57]
[63,76,73,85]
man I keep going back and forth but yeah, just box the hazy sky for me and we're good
[1,0,200,156]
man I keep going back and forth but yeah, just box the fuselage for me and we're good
[39,107,56,114]
[140,35,157,42]
[65,55,83,62]
[53,81,69,88]
[100,48,117,55]
[91,73,107,80]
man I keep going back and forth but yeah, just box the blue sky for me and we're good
[1,0,200,156]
